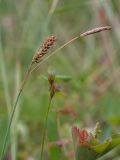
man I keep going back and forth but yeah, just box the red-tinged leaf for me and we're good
[72,124,120,160]
[72,126,90,149]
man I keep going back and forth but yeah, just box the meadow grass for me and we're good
[0,0,120,159]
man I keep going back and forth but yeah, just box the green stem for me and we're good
[11,61,21,160]
[0,90,22,160]
[40,97,52,160]
[0,63,32,160]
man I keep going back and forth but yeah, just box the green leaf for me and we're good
[0,117,9,156]
[75,146,97,160]
[87,136,120,159]
[91,139,111,157]
[55,75,72,82]
[72,124,120,160]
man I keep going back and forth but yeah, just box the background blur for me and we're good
[0,0,120,159]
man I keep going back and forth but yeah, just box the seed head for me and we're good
[80,26,112,37]
[48,74,55,86]
[48,73,61,99]
[32,35,57,64]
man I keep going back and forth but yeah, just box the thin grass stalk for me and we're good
[0,35,12,159]
[11,61,21,160]
[40,97,52,160]
[0,62,33,160]
[0,90,22,160]
[0,35,11,116]
[0,34,19,160]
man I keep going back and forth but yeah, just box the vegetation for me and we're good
[0,0,120,159]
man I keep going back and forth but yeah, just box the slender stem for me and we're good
[40,97,52,160]
[0,90,22,160]
[11,61,21,160]
[0,62,33,160]
[19,62,33,91]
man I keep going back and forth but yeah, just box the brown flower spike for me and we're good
[32,35,57,64]
[48,74,61,99]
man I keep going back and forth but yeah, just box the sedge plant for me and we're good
[1,26,112,160]
[40,72,61,160]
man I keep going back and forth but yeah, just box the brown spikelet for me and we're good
[48,73,61,99]
[80,26,112,37]
[32,35,57,64]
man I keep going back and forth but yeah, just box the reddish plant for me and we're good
[72,126,89,146]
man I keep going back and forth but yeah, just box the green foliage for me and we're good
[0,0,120,159]
[72,124,120,160]
[0,117,9,156]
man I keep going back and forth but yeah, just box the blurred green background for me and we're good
[0,0,120,159]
